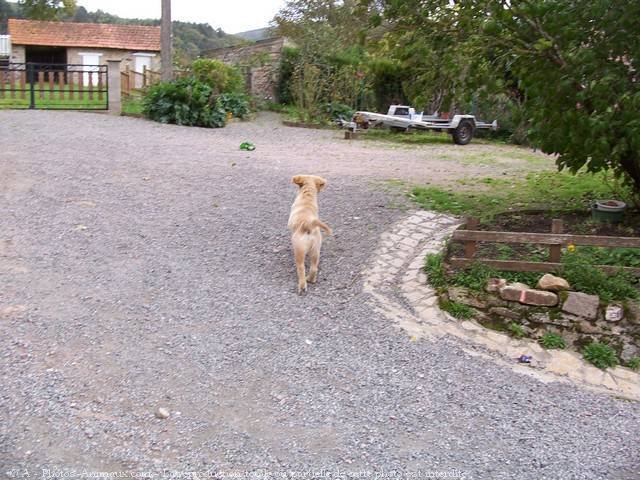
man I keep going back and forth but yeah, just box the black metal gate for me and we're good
[0,62,108,110]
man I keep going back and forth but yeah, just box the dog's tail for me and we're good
[299,219,332,235]
[312,219,332,235]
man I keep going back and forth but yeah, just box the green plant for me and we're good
[627,357,640,371]
[561,250,639,302]
[191,58,244,94]
[582,342,619,369]
[449,261,540,294]
[424,253,447,289]
[217,92,250,119]
[539,332,566,350]
[440,299,475,320]
[324,102,355,122]
[507,322,526,338]
[142,77,227,128]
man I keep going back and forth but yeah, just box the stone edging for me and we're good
[363,210,640,401]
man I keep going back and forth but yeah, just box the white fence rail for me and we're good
[0,35,11,56]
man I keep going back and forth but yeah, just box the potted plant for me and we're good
[591,199,626,223]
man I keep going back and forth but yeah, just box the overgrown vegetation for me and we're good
[142,60,250,128]
[425,253,541,295]
[411,171,632,222]
[560,251,638,303]
[582,342,619,370]
[425,248,638,304]
[539,332,566,350]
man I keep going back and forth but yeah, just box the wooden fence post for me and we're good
[464,217,479,259]
[550,219,563,262]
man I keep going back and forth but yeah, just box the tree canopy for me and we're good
[275,0,640,197]
[18,0,75,20]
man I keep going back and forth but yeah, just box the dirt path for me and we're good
[0,110,637,479]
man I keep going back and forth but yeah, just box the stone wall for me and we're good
[203,37,286,102]
[10,44,24,63]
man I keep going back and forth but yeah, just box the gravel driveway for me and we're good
[1,111,638,479]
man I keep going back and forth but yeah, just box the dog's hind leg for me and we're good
[294,243,307,294]
[307,243,320,284]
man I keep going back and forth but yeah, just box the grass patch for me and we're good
[627,357,640,370]
[539,332,566,349]
[439,299,475,319]
[122,96,144,116]
[424,253,447,289]
[0,83,106,109]
[410,171,632,221]
[582,341,619,369]
[508,322,526,338]
[363,128,455,146]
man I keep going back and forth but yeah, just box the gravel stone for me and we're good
[0,110,638,479]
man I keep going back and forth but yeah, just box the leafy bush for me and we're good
[325,102,355,122]
[539,332,566,349]
[192,58,245,94]
[582,342,619,369]
[561,250,638,302]
[143,77,227,128]
[277,46,300,104]
[439,299,475,320]
[217,92,250,119]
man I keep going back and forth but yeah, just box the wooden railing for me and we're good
[121,68,191,97]
[121,66,162,96]
[451,217,640,276]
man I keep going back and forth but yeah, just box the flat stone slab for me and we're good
[562,292,599,320]
[500,285,558,307]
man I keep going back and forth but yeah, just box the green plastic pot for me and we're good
[591,200,626,224]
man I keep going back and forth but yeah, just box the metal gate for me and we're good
[0,62,108,110]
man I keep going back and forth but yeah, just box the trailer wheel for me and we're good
[452,120,475,145]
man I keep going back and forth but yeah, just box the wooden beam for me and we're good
[452,230,640,248]
[450,257,640,276]
[549,219,563,262]
[464,217,479,258]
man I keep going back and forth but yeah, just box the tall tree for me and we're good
[378,0,640,198]
[18,0,76,20]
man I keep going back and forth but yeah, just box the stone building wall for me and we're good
[203,37,286,102]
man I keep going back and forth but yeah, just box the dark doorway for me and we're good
[25,46,67,65]
[25,46,68,81]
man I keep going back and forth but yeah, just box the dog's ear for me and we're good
[292,175,305,187]
[315,177,327,191]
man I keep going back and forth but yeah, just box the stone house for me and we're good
[203,36,287,102]
[7,18,160,84]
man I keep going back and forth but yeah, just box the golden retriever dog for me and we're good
[288,174,332,293]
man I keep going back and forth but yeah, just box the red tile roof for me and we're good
[8,19,160,51]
